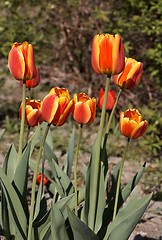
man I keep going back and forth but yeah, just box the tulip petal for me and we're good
[131,121,148,139]
[26,44,37,79]
[27,109,40,127]
[125,62,143,90]
[42,94,58,124]
[86,98,96,124]
[57,100,74,126]
[120,117,138,138]
[99,34,113,75]
[112,34,125,75]
[8,47,25,80]
[91,35,101,74]
[73,102,91,124]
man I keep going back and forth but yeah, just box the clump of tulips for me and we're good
[0,34,152,240]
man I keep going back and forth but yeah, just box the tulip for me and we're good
[42,87,74,126]
[20,68,40,88]
[8,41,37,81]
[73,93,96,124]
[114,57,143,90]
[19,98,43,127]
[98,89,115,110]
[36,173,49,185]
[119,109,148,139]
[91,33,125,76]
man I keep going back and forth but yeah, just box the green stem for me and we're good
[89,76,110,230]
[74,124,83,216]
[18,81,26,160]
[112,138,130,221]
[103,88,123,150]
[27,123,51,240]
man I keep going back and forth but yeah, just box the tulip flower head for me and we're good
[119,109,148,139]
[8,41,37,81]
[91,33,125,76]
[114,57,143,90]
[98,89,115,110]
[20,68,40,88]
[19,98,43,127]
[42,87,74,126]
[36,173,49,185]
[73,93,96,124]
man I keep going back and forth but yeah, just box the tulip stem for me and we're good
[27,123,51,240]
[112,138,130,221]
[89,76,110,230]
[74,124,83,216]
[103,88,123,150]
[18,81,26,160]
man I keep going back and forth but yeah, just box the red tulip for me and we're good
[119,109,148,139]
[42,87,74,126]
[98,89,115,110]
[114,57,143,90]
[8,41,37,81]
[20,68,40,88]
[91,33,125,76]
[73,93,96,124]
[19,98,43,127]
[36,173,49,185]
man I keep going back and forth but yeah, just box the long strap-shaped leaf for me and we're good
[0,167,27,239]
[105,191,152,240]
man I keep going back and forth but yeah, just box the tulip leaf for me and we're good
[13,143,31,202]
[81,136,105,232]
[105,191,152,240]
[98,162,146,239]
[33,210,51,238]
[29,125,40,157]
[67,206,99,240]
[63,128,75,178]
[3,144,18,181]
[56,186,85,219]
[44,141,58,164]
[0,167,27,239]
[51,203,69,240]
[0,128,5,140]
[43,122,53,150]
[48,159,74,196]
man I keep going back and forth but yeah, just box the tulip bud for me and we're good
[98,89,115,110]
[114,57,143,90]
[20,68,40,88]
[36,173,49,185]
[91,33,125,76]
[8,41,37,81]
[19,98,43,127]
[73,93,96,124]
[42,87,74,126]
[119,109,148,139]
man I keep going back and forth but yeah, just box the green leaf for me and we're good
[105,192,152,240]
[0,167,27,239]
[3,144,18,182]
[0,128,5,140]
[63,128,75,177]
[56,186,85,219]
[29,125,40,158]
[51,203,69,240]
[67,206,99,240]
[48,159,74,197]
[43,122,53,150]
[98,162,146,239]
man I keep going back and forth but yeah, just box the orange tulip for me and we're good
[119,109,148,139]
[114,57,143,90]
[20,68,40,88]
[73,93,96,124]
[8,41,37,81]
[19,98,43,127]
[36,173,49,185]
[91,33,125,76]
[98,89,115,110]
[42,87,74,126]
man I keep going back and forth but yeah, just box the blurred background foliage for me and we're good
[0,0,161,166]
